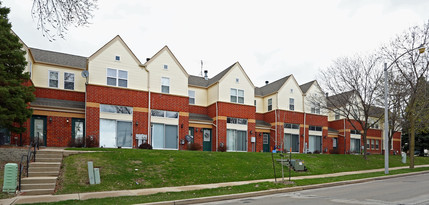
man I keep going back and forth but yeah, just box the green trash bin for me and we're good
[3,163,18,193]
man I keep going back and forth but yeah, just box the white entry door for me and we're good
[99,119,116,148]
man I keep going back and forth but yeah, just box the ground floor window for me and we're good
[227,129,247,151]
[308,135,322,153]
[284,133,299,152]
[99,119,133,148]
[0,127,10,145]
[151,123,178,149]
[350,138,361,153]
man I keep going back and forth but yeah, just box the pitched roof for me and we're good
[189,113,212,122]
[31,98,85,110]
[300,80,316,94]
[188,63,235,88]
[254,75,291,97]
[256,120,271,128]
[29,48,87,69]
[89,35,143,66]
[368,106,384,118]
[327,90,355,108]
[143,46,188,77]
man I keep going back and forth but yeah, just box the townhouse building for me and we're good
[1,34,401,154]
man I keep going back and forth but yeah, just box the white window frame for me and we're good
[161,77,170,93]
[64,72,75,90]
[188,90,195,105]
[289,98,295,111]
[163,64,168,70]
[268,98,272,111]
[48,70,59,88]
[106,68,128,88]
[115,55,120,61]
[311,103,320,114]
[230,88,244,104]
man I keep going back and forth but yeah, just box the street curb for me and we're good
[140,170,429,205]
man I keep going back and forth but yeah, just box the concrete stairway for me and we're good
[20,150,63,195]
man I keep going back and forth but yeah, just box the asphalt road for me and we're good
[198,173,429,205]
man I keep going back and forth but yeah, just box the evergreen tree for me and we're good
[0,2,35,137]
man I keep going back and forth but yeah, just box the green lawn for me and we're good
[31,167,429,205]
[57,148,429,195]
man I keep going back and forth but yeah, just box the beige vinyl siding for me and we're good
[189,86,208,106]
[263,94,277,113]
[146,50,188,96]
[88,39,148,91]
[255,96,264,113]
[304,84,327,116]
[277,76,303,112]
[207,83,219,105]
[218,64,254,106]
[31,63,85,92]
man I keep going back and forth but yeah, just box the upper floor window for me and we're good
[254,100,256,106]
[290,89,293,94]
[161,77,170,93]
[311,103,320,114]
[100,104,133,114]
[151,109,178,118]
[309,125,322,131]
[268,98,272,111]
[366,139,370,148]
[284,123,299,129]
[107,68,128,88]
[49,71,59,88]
[188,90,195,105]
[230,88,244,104]
[236,78,239,83]
[227,117,247,125]
[350,130,360,135]
[64,72,75,90]
[29,62,32,78]
[163,64,168,70]
[335,113,340,120]
[115,56,120,61]
[289,98,295,111]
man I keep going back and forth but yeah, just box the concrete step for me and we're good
[21,177,57,184]
[29,166,60,172]
[20,189,55,195]
[36,158,63,162]
[20,183,56,190]
[37,150,64,156]
[30,162,61,168]
[36,153,63,158]
[28,171,59,177]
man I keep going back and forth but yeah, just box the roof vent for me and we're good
[204,70,208,80]
[146,58,151,62]
[325,92,329,97]
[265,81,269,85]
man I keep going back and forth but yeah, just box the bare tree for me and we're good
[31,0,97,40]
[382,21,429,168]
[313,54,384,159]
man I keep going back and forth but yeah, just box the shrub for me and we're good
[218,146,227,152]
[187,143,201,151]
[138,142,153,149]
[313,150,320,154]
[68,138,84,147]
[329,149,339,154]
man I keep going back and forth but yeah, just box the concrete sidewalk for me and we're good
[2,164,429,205]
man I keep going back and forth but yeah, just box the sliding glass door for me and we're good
[227,129,247,152]
[151,123,178,149]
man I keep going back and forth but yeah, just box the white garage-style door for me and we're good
[99,119,133,148]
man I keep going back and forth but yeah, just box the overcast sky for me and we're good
[4,0,429,87]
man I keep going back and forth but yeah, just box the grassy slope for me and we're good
[57,148,429,194]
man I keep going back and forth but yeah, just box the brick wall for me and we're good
[35,87,85,102]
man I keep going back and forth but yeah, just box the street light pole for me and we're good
[383,44,425,175]
[384,62,389,174]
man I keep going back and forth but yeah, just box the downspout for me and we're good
[84,63,88,148]
[147,69,151,145]
[303,112,306,153]
[216,101,218,151]
[275,109,277,150]
[344,118,346,154]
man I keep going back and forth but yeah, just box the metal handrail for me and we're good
[17,136,40,191]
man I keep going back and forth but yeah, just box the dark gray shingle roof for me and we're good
[256,120,271,128]
[30,48,87,69]
[188,63,236,88]
[189,113,212,122]
[31,98,85,110]
[254,75,291,97]
[300,80,315,94]
[328,127,339,134]
[327,90,355,108]
[368,106,384,118]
